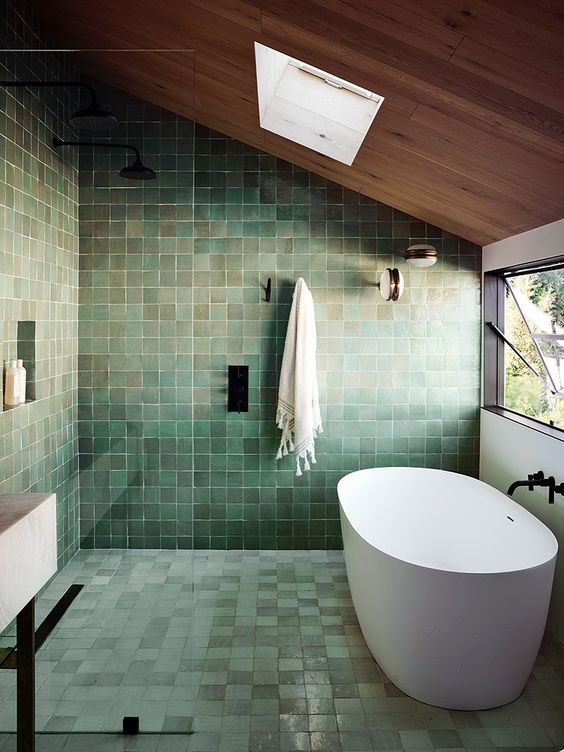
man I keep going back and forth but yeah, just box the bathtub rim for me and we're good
[338,467,558,577]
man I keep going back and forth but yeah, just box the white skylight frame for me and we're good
[254,43,384,166]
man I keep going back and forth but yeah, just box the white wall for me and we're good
[480,410,564,639]
[480,218,564,641]
[482,218,564,270]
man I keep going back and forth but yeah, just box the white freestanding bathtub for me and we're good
[337,467,558,710]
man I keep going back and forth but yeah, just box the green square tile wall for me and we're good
[0,3,80,566]
[78,85,481,551]
[77,89,195,550]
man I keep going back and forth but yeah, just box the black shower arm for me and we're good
[53,138,141,162]
[0,80,97,99]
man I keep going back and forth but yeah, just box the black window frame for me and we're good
[483,255,564,442]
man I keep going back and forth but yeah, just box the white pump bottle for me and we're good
[4,361,19,406]
[16,359,26,404]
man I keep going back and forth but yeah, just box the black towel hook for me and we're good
[265,277,272,302]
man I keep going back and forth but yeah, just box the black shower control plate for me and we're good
[123,716,139,734]
[228,365,249,412]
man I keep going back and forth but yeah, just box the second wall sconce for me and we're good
[405,243,438,267]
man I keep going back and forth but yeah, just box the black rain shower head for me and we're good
[53,137,157,181]
[0,80,119,130]
[69,93,120,130]
[120,158,157,180]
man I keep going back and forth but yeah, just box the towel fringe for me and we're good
[276,406,296,461]
[277,405,322,477]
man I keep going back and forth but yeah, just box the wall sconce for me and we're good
[405,244,438,267]
[379,268,404,301]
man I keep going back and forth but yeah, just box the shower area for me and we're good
[0,19,204,736]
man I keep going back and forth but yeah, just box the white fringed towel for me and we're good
[276,278,322,476]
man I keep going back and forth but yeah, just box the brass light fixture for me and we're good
[405,244,438,268]
[379,268,404,301]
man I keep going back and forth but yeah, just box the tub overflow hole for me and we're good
[507,516,514,522]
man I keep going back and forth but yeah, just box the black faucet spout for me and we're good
[507,479,532,496]
[507,470,560,504]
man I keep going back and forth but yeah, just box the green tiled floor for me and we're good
[1,550,563,750]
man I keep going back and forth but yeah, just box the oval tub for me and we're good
[337,467,558,710]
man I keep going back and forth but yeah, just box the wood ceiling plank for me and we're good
[450,37,564,115]
[38,0,256,56]
[360,143,546,229]
[185,0,261,32]
[43,1,187,48]
[482,0,564,36]
[195,84,256,128]
[306,0,463,61]
[387,0,564,80]
[259,4,564,145]
[408,105,564,196]
[176,2,258,61]
[408,96,564,165]
[372,108,563,209]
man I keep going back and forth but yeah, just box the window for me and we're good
[484,259,564,432]
[254,43,384,165]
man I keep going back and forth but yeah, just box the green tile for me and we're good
[0,22,80,566]
[63,72,482,550]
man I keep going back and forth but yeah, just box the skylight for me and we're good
[254,43,384,165]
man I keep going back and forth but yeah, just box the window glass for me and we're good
[504,268,564,428]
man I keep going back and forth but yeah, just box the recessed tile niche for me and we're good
[1,320,36,410]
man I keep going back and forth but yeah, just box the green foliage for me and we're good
[504,271,563,428]
[529,270,564,328]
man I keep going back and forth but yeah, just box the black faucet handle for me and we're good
[528,470,544,489]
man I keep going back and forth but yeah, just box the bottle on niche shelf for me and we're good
[4,360,19,407]
[16,359,26,404]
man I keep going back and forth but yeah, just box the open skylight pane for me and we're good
[254,42,383,165]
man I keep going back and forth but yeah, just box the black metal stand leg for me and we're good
[16,598,35,752]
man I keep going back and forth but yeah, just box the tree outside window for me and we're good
[504,269,564,428]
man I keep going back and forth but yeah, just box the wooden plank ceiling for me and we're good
[30,0,564,245]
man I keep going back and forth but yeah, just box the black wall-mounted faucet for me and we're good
[507,470,564,504]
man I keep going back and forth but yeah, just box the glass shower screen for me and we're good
[0,43,197,739]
